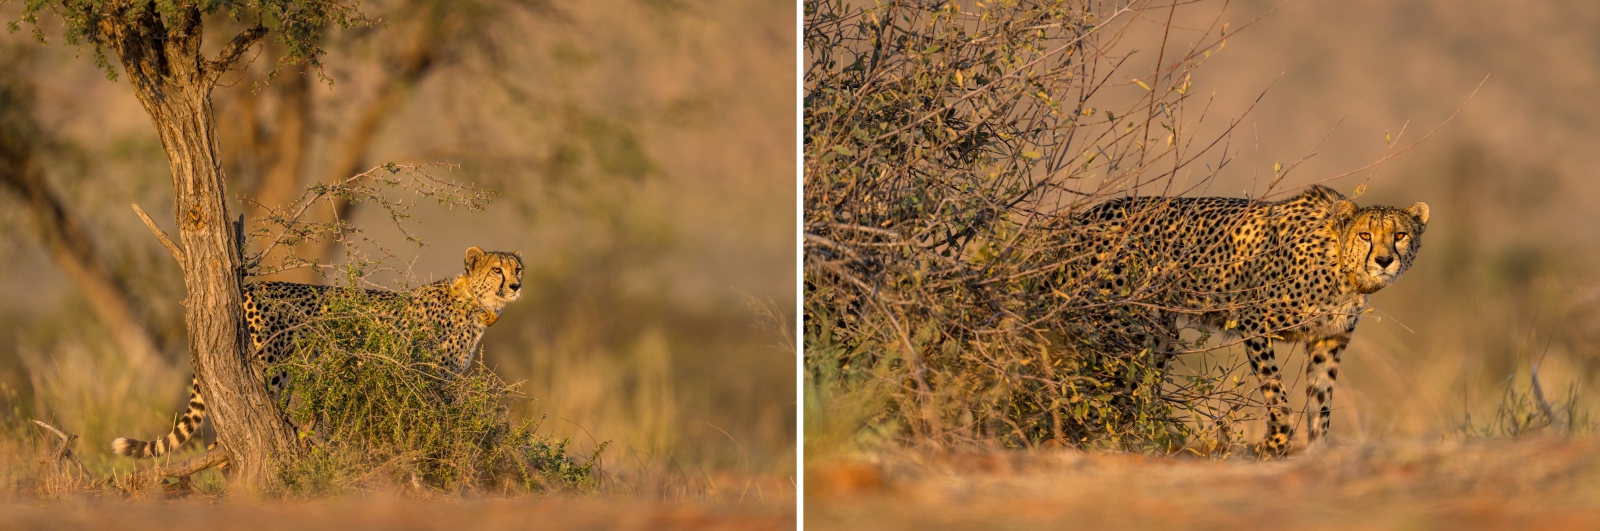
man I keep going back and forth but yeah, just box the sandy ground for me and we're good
[806,437,1600,530]
[0,496,795,531]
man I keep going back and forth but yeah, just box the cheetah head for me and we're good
[1334,200,1429,294]
[458,246,524,324]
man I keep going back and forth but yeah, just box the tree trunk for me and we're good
[99,5,298,491]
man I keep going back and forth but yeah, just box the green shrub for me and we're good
[273,285,606,496]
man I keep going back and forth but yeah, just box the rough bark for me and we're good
[0,78,171,375]
[98,4,299,491]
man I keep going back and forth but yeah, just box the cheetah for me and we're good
[111,246,524,459]
[1052,185,1427,455]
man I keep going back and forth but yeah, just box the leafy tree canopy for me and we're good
[6,0,370,80]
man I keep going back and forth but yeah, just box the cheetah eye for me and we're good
[1358,232,1371,241]
[1394,232,1407,241]
[492,267,502,275]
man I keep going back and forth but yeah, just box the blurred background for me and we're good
[1151,0,1600,440]
[0,0,795,481]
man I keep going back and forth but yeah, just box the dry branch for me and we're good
[132,203,187,265]
[30,419,90,486]
[1530,363,1564,432]
[124,446,231,493]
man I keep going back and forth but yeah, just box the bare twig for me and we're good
[132,204,186,265]
[1529,363,1564,432]
[30,419,89,479]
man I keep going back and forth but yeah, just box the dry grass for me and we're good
[808,437,1600,530]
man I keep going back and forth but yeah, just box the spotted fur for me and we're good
[1055,185,1427,454]
[111,246,524,459]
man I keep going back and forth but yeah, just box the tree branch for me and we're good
[29,420,89,482]
[133,203,187,266]
[208,26,268,82]
[124,445,230,493]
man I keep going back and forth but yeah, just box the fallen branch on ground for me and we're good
[123,446,231,493]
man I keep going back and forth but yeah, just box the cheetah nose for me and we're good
[510,283,521,291]
[1374,255,1394,268]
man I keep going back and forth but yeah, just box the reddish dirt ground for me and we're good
[806,437,1600,530]
[0,496,795,531]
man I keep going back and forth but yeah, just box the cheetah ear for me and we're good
[464,246,485,269]
[1404,202,1429,224]
[1333,200,1358,221]
[513,249,522,258]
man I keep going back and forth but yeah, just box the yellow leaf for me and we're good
[1353,183,1367,197]
[1384,131,1392,145]
[1134,78,1151,91]
[1273,161,1283,174]
[1022,151,1042,159]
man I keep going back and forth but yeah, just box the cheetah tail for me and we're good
[111,377,207,459]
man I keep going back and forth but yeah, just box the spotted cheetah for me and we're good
[1052,185,1427,455]
[111,246,524,459]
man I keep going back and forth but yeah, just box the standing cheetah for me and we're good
[111,246,523,459]
[1053,185,1427,454]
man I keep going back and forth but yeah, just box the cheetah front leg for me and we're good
[1243,334,1294,456]
[1303,334,1350,446]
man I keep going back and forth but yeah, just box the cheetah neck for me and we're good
[449,274,504,327]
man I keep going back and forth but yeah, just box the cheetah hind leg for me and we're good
[1242,334,1294,457]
